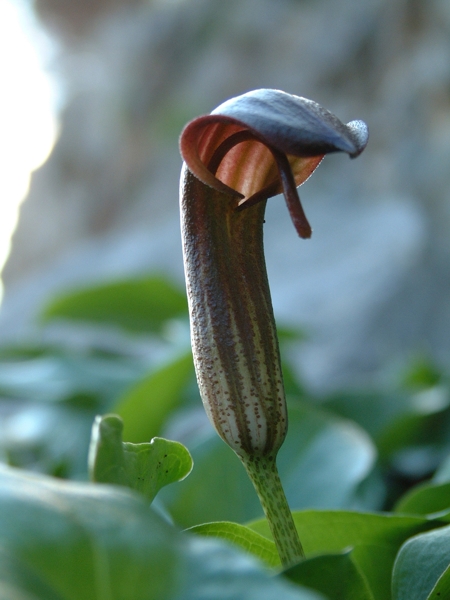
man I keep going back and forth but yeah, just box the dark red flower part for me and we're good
[180,89,368,238]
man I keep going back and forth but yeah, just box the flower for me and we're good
[180,88,368,239]
[179,89,368,565]
[179,89,368,460]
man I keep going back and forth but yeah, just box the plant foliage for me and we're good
[1,275,450,598]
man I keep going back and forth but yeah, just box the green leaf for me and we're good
[180,537,327,600]
[323,387,450,450]
[392,525,450,600]
[395,481,450,516]
[40,276,188,334]
[186,521,279,568]
[278,404,376,510]
[0,464,178,600]
[399,355,443,390]
[432,452,450,483]
[276,325,307,343]
[283,549,374,600]
[160,403,376,528]
[0,464,325,600]
[114,352,195,442]
[0,547,66,600]
[88,414,193,502]
[376,408,448,462]
[0,349,143,404]
[160,433,260,527]
[427,569,450,599]
[249,510,445,600]
[321,390,411,442]
[0,346,149,478]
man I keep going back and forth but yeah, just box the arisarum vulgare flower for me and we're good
[179,89,368,567]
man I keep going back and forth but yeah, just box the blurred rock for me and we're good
[1,0,450,391]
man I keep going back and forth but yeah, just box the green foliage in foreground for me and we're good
[0,464,322,600]
[88,414,193,502]
[2,275,450,598]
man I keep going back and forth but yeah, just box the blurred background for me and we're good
[1,0,450,518]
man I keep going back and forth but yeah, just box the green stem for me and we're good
[241,454,304,567]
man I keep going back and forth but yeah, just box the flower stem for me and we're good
[241,454,304,567]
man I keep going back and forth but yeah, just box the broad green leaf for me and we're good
[180,537,327,600]
[160,403,376,527]
[376,409,448,462]
[0,464,178,600]
[40,276,188,334]
[0,464,325,600]
[283,549,374,600]
[433,452,450,483]
[322,385,450,463]
[0,350,143,404]
[392,525,450,600]
[0,547,66,600]
[114,352,195,442]
[160,433,260,527]
[278,404,376,510]
[88,414,193,502]
[249,510,445,600]
[186,521,279,568]
[426,564,450,598]
[321,390,412,442]
[277,325,307,343]
[395,481,450,516]
[399,355,443,390]
[0,348,148,478]
[282,360,306,396]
